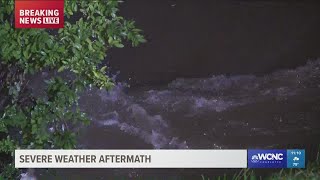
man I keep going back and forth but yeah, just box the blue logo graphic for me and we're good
[248,149,287,168]
[287,149,305,168]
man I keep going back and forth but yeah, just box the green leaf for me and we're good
[114,42,124,48]
[58,66,66,72]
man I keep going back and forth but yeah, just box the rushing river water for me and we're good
[35,59,320,179]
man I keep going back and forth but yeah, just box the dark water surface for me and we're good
[109,0,320,85]
[36,60,320,179]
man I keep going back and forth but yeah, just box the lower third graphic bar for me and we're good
[15,149,247,168]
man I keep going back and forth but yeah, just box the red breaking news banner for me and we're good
[15,0,64,28]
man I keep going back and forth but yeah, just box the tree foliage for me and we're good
[0,0,145,178]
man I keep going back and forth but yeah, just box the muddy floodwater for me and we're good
[37,60,320,179]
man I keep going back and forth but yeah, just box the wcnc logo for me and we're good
[248,150,287,168]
